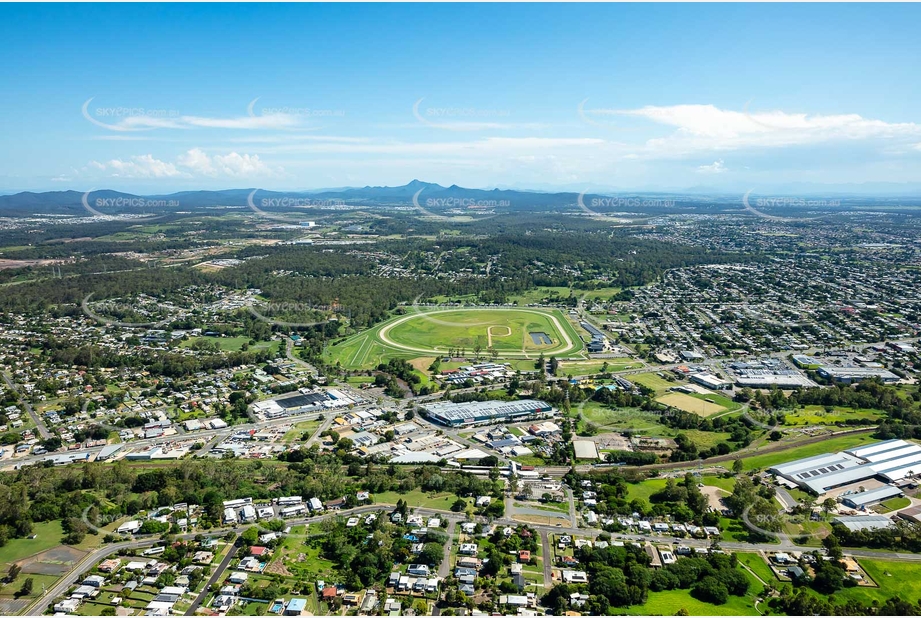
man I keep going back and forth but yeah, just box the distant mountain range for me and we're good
[1,180,920,218]
[0,182,593,217]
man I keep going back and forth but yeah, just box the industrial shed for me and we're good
[841,485,903,509]
[422,399,554,427]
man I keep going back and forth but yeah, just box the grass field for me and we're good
[632,372,678,393]
[681,429,733,449]
[0,521,64,566]
[625,478,668,503]
[782,405,883,426]
[325,307,585,369]
[385,308,577,354]
[282,419,322,443]
[701,475,737,493]
[558,359,643,375]
[374,490,458,510]
[506,286,575,305]
[657,392,726,416]
[180,336,279,352]
[579,402,673,435]
[742,432,876,471]
[736,553,778,583]
[818,559,921,606]
[875,496,911,513]
[718,516,779,545]
[620,587,759,616]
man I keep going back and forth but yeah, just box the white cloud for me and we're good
[90,154,185,178]
[177,148,278,177]
[91,149,280,180]
[697,159,727,174]
[584,103,921,158]
[83,98,303,132]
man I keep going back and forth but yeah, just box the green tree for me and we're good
[241,527,259,546]
[17,577,33,597]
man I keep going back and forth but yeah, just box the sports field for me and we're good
[325,307,585,369]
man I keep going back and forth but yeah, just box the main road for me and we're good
[2,370,51,439]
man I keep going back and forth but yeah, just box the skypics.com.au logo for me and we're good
[742,190,836,222]
[247,189,343,224]
[247,300,347,329]
[576,191,661,220]
[411,188,502,222]
[82,294,178,329]
[81,191,171,221]
[413,98,511,131]
[247,97,346,119]
[82,98,180,132]
[739,501,838,542]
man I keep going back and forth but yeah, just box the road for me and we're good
[566,487,577,528]
[285,339,318,375]
[775,486,800,511]
[185,544,239,615]
[2,370,50,439]
[539,530,553,588]
[437,519,457,578]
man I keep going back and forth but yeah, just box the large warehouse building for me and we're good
[422,399,554,427]
[816,367,900,384]
[770,439,921,496]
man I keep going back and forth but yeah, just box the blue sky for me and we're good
[1,3,920,194]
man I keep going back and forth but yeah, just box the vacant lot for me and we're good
[374,490,458,510]
[782,405,882,426]
[621,587,759,616]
